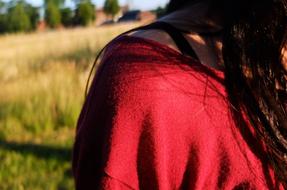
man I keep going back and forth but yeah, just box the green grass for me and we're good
[0,143,73,190]
[0,23,138,189]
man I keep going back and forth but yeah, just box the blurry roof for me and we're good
[118,10,141,22]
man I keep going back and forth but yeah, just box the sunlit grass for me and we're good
[0,22,138,189]
[0,62,83,143]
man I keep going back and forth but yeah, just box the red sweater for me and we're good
[73,35,284,190]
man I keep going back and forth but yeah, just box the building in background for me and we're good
[95,5,156,26]
[95,5,129,26]
[118,10,156,23]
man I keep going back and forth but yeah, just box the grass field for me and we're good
[0,23,138,190]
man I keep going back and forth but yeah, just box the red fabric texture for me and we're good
[72,35,284,190]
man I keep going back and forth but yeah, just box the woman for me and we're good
[73,0,287,189]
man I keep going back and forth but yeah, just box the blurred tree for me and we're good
[61,7,74,27]
[6,1,31,32]
[74,0,95,26]
[0,0,7,33]
[44,0,65,8]
[0,0,38,33]
[103,0,120,19]
[0,0,5,12]
[45,1,61,28]
[25,4,40,30]
[0,14,7,33]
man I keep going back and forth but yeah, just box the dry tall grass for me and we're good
[0,23,138,81]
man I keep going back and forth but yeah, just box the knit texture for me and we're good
[72,35,284,190]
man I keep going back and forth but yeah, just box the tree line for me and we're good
[0,0,120,34]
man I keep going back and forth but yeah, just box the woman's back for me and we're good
[73,34,283,189]
[73,0,287,189]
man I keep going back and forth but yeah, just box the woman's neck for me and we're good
[158,1,224,70]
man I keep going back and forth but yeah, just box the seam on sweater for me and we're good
[103,171,136,190]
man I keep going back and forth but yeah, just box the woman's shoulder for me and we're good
[100,34,225,90]
[103,33,193,66]
[90,35,227,115]
[104,32,224,74]
[99,34,196,88]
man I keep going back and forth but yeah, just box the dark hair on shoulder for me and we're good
[167,0,287,187]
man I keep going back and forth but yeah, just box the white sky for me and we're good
[23,0,169,10]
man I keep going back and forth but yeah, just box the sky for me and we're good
[24,0,169,10]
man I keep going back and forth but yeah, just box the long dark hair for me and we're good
[167,0,287,187]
